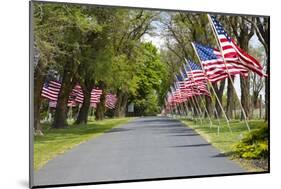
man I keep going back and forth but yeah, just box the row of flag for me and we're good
[41,81,117,109]
[165,15,266,111]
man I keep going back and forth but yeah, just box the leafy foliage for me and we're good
[233,125,268,159]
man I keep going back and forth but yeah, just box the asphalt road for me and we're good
[34,116,244,186]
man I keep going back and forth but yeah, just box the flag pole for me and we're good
[184,100,192,119]
[180,73,204,125]
[190,94,204,125]
[207,14,250,132]
[192,42,231,134]
[185,61,213,128]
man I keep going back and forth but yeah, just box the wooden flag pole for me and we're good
[185,61,213,128]
[192,42,231,134]
[182,101,188,118]
[184,101,192,119]
[191,95,204,125]
[207,14,250,132]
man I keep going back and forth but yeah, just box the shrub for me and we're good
[233,125,268,159]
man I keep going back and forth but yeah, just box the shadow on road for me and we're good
[168,134,199,137]
[171,144,211,148]
[106,128,132,133]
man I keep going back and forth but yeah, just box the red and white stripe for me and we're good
[105,93,117,109]
[41,81,61,101]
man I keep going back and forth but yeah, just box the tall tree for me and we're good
[75,7,114,124]
[109,10,157,117]
[33,3,68,133]
[229,16,255,119]
[47,4,101,128]
[162,13,216,116]
[212,80,226,118]
[226,76,235,119]
[254,17,269,121]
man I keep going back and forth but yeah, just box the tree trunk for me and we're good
[265,56,269,121]
[240,76,251,119]
[75,86,91,124]
[120,93,128,117]
[205,95,213,117]
[114,92,122,117]
[213,80,226,118]
[95,92,106,120]
[235,26,252,120]
[52,69,75,128]
[252,90,259,109]
[114,90,127,117]
[95,81,106,121]
[34,62,45,135]
[226,76,235,119]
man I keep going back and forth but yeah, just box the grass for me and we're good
[34,117,133,171]
[180,117,268,172]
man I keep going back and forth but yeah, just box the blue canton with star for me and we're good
[211,15,231,42]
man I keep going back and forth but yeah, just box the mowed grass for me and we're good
[34,118,132,171]
[180,118,268,171]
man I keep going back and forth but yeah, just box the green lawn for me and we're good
[34,117,133,170]
[180,117,268,171]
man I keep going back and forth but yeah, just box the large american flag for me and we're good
[193,42,249,83]
[209,15,266,77]
[41,80,61,101]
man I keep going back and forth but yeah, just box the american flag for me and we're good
[209,15,266,77]
[175,73,186,90]
[90,88,103,107]
[174,75,193,100]
[71,85,84,104]
[41,80,61,101]
[180,68,195,89]
[185,59,207,82]
[184,60,210,96]
[193,42,248,82]
[105,93,117,109]
[166,91,176,107]
[180,62,208,96]
[170,85,182,103]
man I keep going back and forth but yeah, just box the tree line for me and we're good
[159,13,268,121]
[33,2,269,135]
[33,3,170,134]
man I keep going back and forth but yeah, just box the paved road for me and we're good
[34,116,244,186]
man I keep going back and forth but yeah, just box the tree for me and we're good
[226,76,235,119]
[212,80,226,118]
[132,43,168,115]
[161,13,217,116]
[33,3,71,133]
[249,45,265,109]
[34,4,101,128]
[229,16,255,119]
[254,17,269,121]
[75,7,115,124]
[108,10,158,117]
